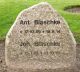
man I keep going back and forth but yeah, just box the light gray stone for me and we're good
[5,2,76,71]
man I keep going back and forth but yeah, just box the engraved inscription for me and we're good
[20,29,61,34]
[20,41,60,47]
[20,20,60,25]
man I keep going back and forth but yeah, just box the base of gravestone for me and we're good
[7,66,78,72]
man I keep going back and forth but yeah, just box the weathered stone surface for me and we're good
[5,2,76,70]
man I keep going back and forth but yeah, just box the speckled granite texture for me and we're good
[5,2,76,71]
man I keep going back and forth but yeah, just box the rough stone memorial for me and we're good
[5,2,76,71]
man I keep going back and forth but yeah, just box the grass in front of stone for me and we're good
[0,0,80,42]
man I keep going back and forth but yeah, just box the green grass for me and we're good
[0,0,80,43]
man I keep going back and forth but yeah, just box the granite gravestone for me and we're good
[5,2,76,70]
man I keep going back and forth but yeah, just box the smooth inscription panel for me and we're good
[5,2,76,69]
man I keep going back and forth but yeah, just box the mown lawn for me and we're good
[0,0,80,43]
